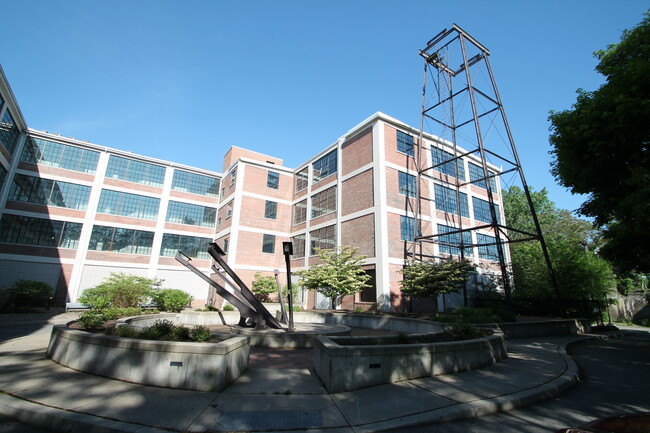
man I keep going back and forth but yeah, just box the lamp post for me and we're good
[283,242,295,332]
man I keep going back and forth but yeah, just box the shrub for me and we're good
[77,311,105,329]
[7,280,53,308]
[223,304,234,311]
[190,325,213,342]
[115,326,140,338]
[101,307,142,321]
[169,325,190,341]
[79,273,162,310]
[443,321,484,341]
[151,289,192,312]
[251,272,277,302]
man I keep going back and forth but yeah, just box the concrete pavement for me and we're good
[0,324,613,433]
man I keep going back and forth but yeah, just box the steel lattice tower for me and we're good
[409,24,559,308]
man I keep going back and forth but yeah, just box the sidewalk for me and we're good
[0,328,602,433]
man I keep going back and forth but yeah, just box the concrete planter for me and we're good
[47,325,249,392]
[314,333,507,393]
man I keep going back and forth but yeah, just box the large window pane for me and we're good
[160,233,212,259]
[265,201,277,219]
[105,155,166,186]
[397,131,414,157]
[310,225,336,255]
[21,137,99,174]
[97,189,160,220]
[311,186,336,219]
[400,215,415,241]
[267,171,279,189]
[468,162,496,190]
[262,234,275,254]
[88,225,154,255]
[166,201,216,227]
[398,171,416,197]
[312,150,337,184]
[434,184,469,217]
[477,234,499,260]
[0,110,20,157]
[293,199,307,225]
[472,197,501,224]
[431,147,465,180]
[9,174,91,210]
[0,214,81,248]
[171,169,219,197]
[437,224,473,257]
[291,234,306,258]
[295,167,308,192]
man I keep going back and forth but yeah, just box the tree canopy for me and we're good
[296,246,371,308]
[548,11,650,273]
[503,186,614,301]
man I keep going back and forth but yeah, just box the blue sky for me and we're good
[2,0,647,213]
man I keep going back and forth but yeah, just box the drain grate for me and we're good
[217,410,323,430]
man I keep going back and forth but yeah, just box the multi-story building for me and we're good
[0,66,506,312]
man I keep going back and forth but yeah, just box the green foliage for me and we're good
[115,326,140,338]
[79,273,162,310]
[548,12,650,273]
[139,319,175,340]
[401,259,475,313]
[296,246,371,307]
[504,186,615,302]
[454,306,515,324]
[443,321,484,341]
[77,311,105,329]
[6,280,53,308]
[100,307,141,321]
[190,325,213,342]
[151,289,192,312]
[251,272,278,302]
[222,304,235,311]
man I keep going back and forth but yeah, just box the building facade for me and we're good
[0,66,506,312]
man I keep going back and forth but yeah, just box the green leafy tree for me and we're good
[251,272,278,302]
[548,12,650,273]
[503,186,615,302]
[79,273,162,309]
[401,259,475,314]
[296,246,371,309]
[151,288,192,312]
[6,280,53,308]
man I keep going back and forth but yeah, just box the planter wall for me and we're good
[314,333,507,393]
[47,326,249,392]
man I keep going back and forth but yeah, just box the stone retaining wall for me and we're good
[314,333,507,393]
[46,325,249,392]
[487,319,591,339]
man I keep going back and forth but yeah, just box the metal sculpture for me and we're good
[175,242,283,329]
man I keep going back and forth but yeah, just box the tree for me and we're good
[400,259,475,314]
[296,246,370,309]
[503,186,615,302]
[251,272,278,302]
[79,273,162,309]
[548,12,650,273]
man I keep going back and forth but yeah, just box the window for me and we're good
[472,197,501,224]
[398,171,416,197]
[312,150,337,183]
[477,234,499,260]
[160,233,212,259]
[400,215,416,241]
[88,225,154,255]
[9,174,91,210]
[295,167,308,192]
[226,203,233,219]
[171,170,220,197]
[262,234,275,254]
[292,234,306,258]
[267,171,279,189]
[0,109,20,157]
[0,214,82,249]
[431,147,465,180]
[217,218,222,231]
[229,169,237,186]
[437,224,473,257]
[0,165,7,194]
[434,184,469,217]
[97,189,160,220]
[166,201,217,227]
[265,200,277,219]
[310,225,336,255]
[105,155,166,186]
[21,137,100,174]
[311,186,336,219]
[468,162,497,191]
[293,200,307,225]
[397,131,414,157]
[223,238,229,253]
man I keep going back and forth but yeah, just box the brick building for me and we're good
[0,66,506,312]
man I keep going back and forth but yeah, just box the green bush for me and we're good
[7,280,53,308]
[443,321,484,341]
[223,304,234,311]
[79,273,162,310]
[169,325,190,341]
[190,325,213,342]
[251,272,277,302]
[151,289,192,312]
[77,311,105,329]
[115,326,140,338]
[101,307,142,321]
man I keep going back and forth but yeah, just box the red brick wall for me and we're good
[341,169,374,216]
[340,214,375,258]
[341,127,373,176]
